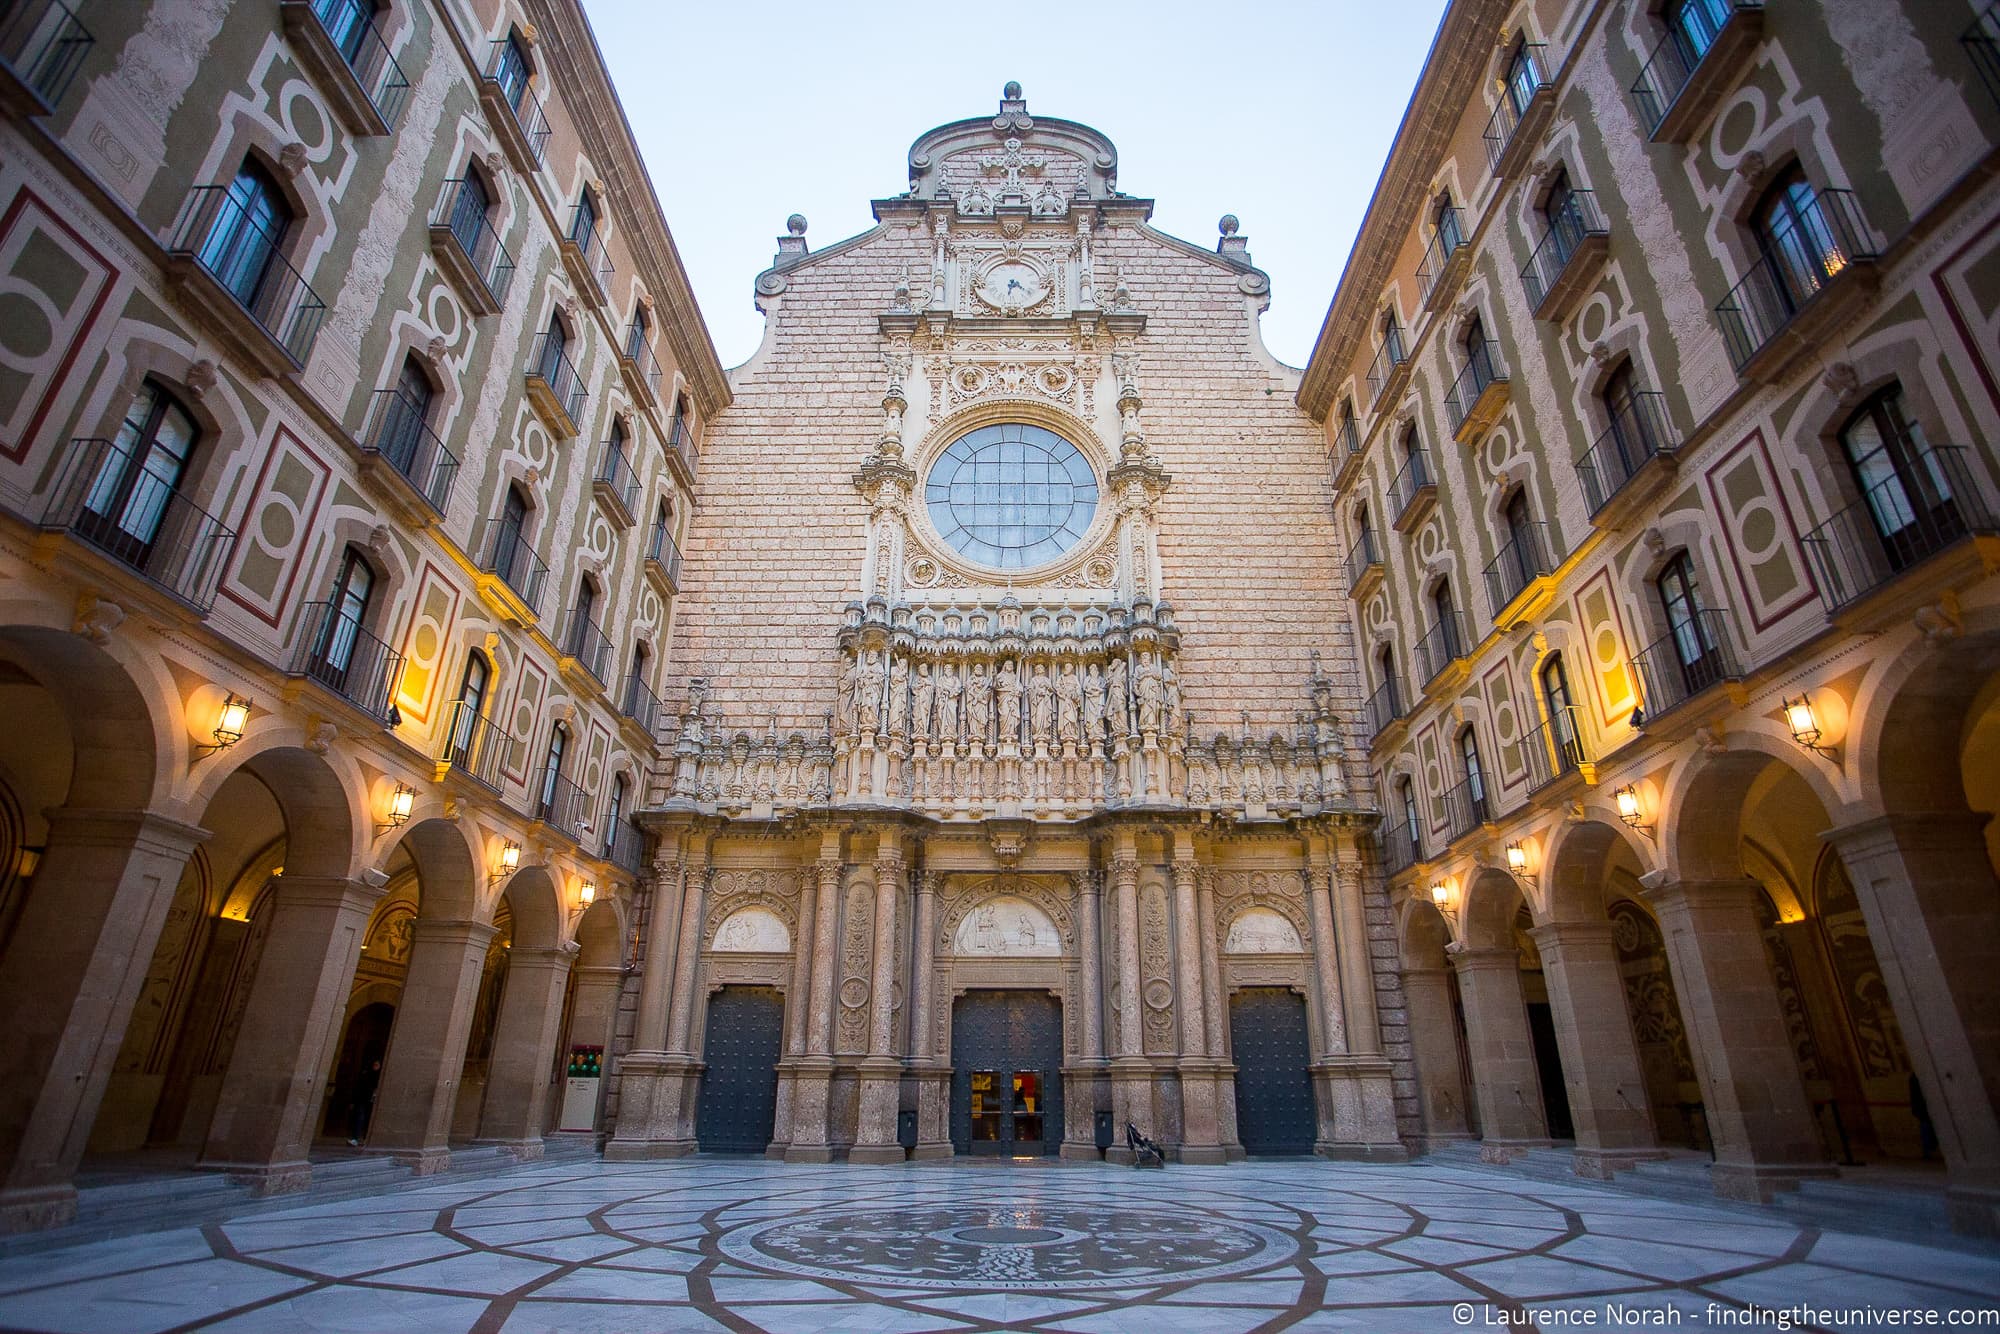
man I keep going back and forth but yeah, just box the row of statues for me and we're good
[835,649,1181,748]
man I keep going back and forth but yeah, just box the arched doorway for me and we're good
[950,990,1062,1157]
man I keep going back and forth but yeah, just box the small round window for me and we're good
[923,423,1099,570]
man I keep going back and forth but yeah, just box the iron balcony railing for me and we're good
[361,388,459,515]
[1363,677,1408,741]
[1381,820,1419,876]
[594,438,639,514]
[40,437,236,613]
[527,332,587,429]
[484,39,551,166]
[1484,521,1557,618]
[1365,328,1409,408]
[1969,3,2000,109]
[1521,189,1609,310]
[1716,188,1877,371]
[289,599,403,724]
[1417,208,1469,306]
[1444,340,1506,435]
[1522,704,1588,792]
[300,0,410,129]
[646,520,683,589]
[1483,45,1552,171]
[438,699,511,793]
[0,0,91,110]
[1632,608,1741,722]
[1414,612,1469,688]
[667,414,699,473]
[607,817,644,874]
[1577,391,1678,515]
[1441,774,1492,843]
[1333,412,1362,469]
[1799,443,1995,613]
[561,608,612,686]
[621,672,666,734]
[478,517,549,615]
[431,178,515,306]
[565,207,614,293]
[165,185,327,367]
[1345,525,1382,594]
[622,323,662,399]
[1389,448,1433,524]
[535,766,592,843]
[1632,0,1763,134]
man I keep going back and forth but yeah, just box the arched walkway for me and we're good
[1448,869,1556,1155]
[1397,899,1472,1146]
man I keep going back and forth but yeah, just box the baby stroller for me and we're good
[1125,1122,1165,1167]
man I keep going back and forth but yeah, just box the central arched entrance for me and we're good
[950,990,1062,1156]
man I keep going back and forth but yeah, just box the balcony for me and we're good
[621,672,666,735]
[533,766,592,844]
[1330,411,1365,489]
[1444,341,1509,443]
[1390,449,1437,533]
[1522,705,1589,793]
[1417,209,1470,313]
[476,517,549,623]
[1483,521,1559,629]
[1576,391,1680,522]
[279,0,409,135]
[1365,331,1411,413]
[1632,0,1765,142]
[1441,775,1493,844]
[39,437,236,613]
[0,0,90,118]
[1414,612,1470,691]
[561,209,614,308]
[665,414,699,485]
[1631,608,1743,726]
[619,324,662,408]
[1715,188,1878,383]
[559,608,612,688]
[163,186,326,376]
[525,332,587,438]
[358,388,459,519]
[645,520,683,597]
[436,699,515,794]
[1522,190,1610,322]
[1799,444,1998,617]
[428,178,514,315]
[1483,46,1555,180]
[592,439,638,528]
[1346,525,1384,603]
[1381,821,1419,878]
[288,599,404,725]
[607,818,644,875]
[1364,677,1409,744]
[479,40,550,175]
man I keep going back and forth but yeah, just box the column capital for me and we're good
[1525,920,1616,952]
[410,917,502,949]
[511,944,580,969]
[1641,877,1763,915]
[44,805,211,856]
[1449,945,1521,975]
[1823,809,1992,854]
[267,873,389,912]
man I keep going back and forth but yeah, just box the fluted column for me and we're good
[632,842,684,1052]
[1305,854,1347,1057]
[1106,838,1148,1161]
[853,831,906,1162]
[1172,838,1224,1161]
[1079,871,1105,1061]
[787,831,844,1162]
[606,832,701,1160]
[1331,851,1380,1054]
[662,854,711,1057]
[1061,867,1108,1162]
[767,869,817,1158]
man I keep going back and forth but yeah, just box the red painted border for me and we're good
[1573,564,1632,730]
[506,660,548,788]
[394,560,462,728]
[1931,214,2000,421]
[1481,657,1525,794]
[220,424,332,628]
[0,188,116,464]
[1701,427,1818,634]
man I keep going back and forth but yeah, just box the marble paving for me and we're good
[1,1157,1997,1332]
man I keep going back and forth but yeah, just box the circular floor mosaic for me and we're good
[716,1201,1301,1289]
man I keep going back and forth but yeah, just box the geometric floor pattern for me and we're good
[2,1158,1997,1333]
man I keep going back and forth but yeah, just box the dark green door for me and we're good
[696,985,784,1153]
[950,990,1063,1156]
[1229,987,1316,1155]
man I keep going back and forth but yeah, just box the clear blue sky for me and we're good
[580,1,1449,371]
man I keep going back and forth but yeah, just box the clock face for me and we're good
[979,260,1045,311]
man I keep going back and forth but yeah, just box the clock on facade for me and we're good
[977,259,1046,312]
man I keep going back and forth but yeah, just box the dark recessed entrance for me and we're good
[950,990,1062,1157]
[696,985,784,1153]
[1229,987,1316,1155]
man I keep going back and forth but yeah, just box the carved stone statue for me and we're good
[1081,662,1107,742]
[911,661,935,741]
[836,655,861,735]
[994,660,1022,745]
[936,662,962,742]
[1104,655,1130,736]
[855,649,885,735]
[1162,661,1182,736]
[886,656,910,737]
[965,661,991,746]
[1134,653,1164,734]
[1056,661,1082,744]
[1027,662,1056,745]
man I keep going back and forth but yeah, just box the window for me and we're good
[379,354,435,476]
[922,422,1099,570]
[570,190,598,251]
[1657,551,1725,694]
[1461,315,1496,392]
[83,380,200,564]
[1459,725,1488,821]
[494,31,531,110]
[1753,166,1837,315]
[448,168,492,258]
[1541,168,1575,229]
[317,0,382,64]
[626,306,650,361]
[538,722,569,817]
[1401,426,1427,487]
[1601,360,1654,474]
[624,641,651,714]
[448,651,490,766]
[199,158,291,309]
[1667,0,1734,68]
[603,773,627,856]
[308,547,376,687]
[536,315,568,382]
[1839,386,1962,570]
[1503,489,1538,587]
[574,574,598,629]
[1434,196,1464,253]
[1504,40,1543,115]
[1398,776,1422,857]
[1375,644,1402,718]
[493,483,531,576]
[1336,400,1358,453]
[1431,582,1461,659]
[1380,309,1405,364]
[604,419,628,475]
[1354,503,1374,560]
[1541,655,1580,770]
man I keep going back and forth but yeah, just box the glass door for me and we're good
[1011,1071,1045,1153]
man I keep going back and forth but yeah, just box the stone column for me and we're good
[1643,877,1832,1201]
[1528,921,1664,1178]
[476,943,579,1156]
[1172,842,1224,1163]
[1196,866,1239,1158]
[608,837,712,1159]
[565,962,623,1133]
[852,832,906,1163]
[0,807,208,1232]
[1450,945,1550,1156]
[1061,868,1108,1162]
[1307,837,1403,1159]
[1305,856,1347,1058]
[367,917,501,1172]
[1825,812,2000,1236]
[606,838,686,1160]
[910,865,951,1159]
[1106,837,1148,1162]
[787,832,844,1162]
[768,871,817,1158]
[1400,964,1472,1147]
[197,872,388,1192]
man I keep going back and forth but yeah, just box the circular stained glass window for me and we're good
[923,423,1099,570]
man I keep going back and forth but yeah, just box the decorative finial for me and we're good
[786,213,808,236]
[1003,80,1022,99]
[1219,214,1240,237]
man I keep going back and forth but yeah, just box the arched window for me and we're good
[536,314,569,383]
[1460,313,1495,392]
[1601,359,1655,475]
[1541,655,1580,772]
[1504,39,1543,115]
[1401,425,1427,488]
[1335,399,1359,456]
[623,640,652,717]
[1397,776,1422,858]
[83,379,201,563]
[538,722,569,818]
[1354,502,1375,563]
[570,188,599,252]
[1838,385,1962,570]
[1431,581,1461,659]
[1379,308,1405,364]
[379,353,436,477]
[307,547,376,687]
[1657,550,1725,694]
[1502,488,1539,589]
[1375,643,1400,716]
[494,29,532,111]
[626,304,650,362]
[493,482,532,574]
[1459,724,1487,822]
[603,773,628,856]
[200,157,292,309]
[448,650,490,767]
[448,167,493,257]
[1753,165,1837,315]
[1433,194,1463,252]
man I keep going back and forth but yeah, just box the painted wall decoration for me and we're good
[1702,430,1817,633]
[221,425,332,627]
[394,561,461,727]
[0,189,115,463]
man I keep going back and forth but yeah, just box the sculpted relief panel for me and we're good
[1224,907,1305,955]
[712,907,791,954]
[952,896,1061,957]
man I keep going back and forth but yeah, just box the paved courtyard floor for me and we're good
[1,1157,1997,1333]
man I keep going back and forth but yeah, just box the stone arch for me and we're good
[938,874,1073,955]
[575,896,624,968]
[1459,866,1526,949]
[1223,904,1303,954]
[1543,812,1655,925]
[1849,624,2000,819]
[496,864,564,951]
[1399,895,1452,966]
[385,815,481,921]
[1663,743,1845,883]
[0,620,168,814]
[952,895,1061,957]
[711,905,791,953]
[190,743,364,884]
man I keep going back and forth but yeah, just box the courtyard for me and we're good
[0,1157,1995,1333]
